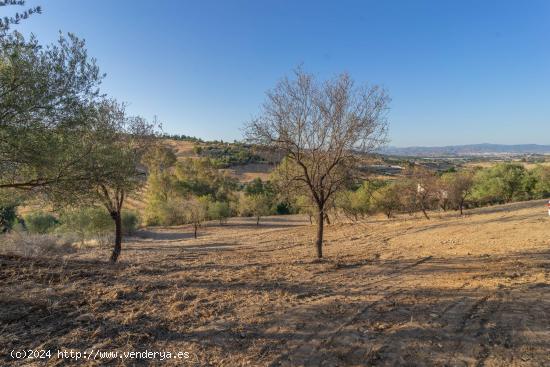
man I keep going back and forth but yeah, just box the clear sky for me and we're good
[9,0,550,146]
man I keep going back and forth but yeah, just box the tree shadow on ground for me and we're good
[1,248,549,366]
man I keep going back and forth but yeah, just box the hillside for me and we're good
[2,200,550,365]
[163,138,274,182]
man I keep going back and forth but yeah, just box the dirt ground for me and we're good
[2,200,550,366]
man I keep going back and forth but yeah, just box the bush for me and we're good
[0,204,18,233]
[58,207,138,244]
[471,163,528,204]
[275,201,291,215]
[372,183,402,218]
[336,183,376,220]
[144,200,185,226]
[58,207,111,245]
[24,212,59,234]
[530,165,550,199]
[208,201,231,224]
[122,211,139,235]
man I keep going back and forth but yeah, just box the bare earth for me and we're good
[2,200,550,366]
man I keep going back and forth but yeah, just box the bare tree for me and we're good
[182,196,208,238]
[246,68,389,258]
[411,166,439,219]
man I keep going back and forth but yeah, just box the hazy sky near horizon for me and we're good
[10,0,550,146]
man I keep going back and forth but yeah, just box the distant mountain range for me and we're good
[379,143,550,157]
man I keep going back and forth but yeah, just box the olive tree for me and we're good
[70,100,158,262]
[0,31,103,191]
[246,69,389,258]
[0,1,41,37]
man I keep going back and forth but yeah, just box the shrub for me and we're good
[530,165,550,199]
[57,207,140,245]
[144,199,185,226]
[24,212,59,234]
[335,184,373,220]
[471,163,527,204]
[121,211,139,235]
[208,201,231,224]
[0,204,18,233]
[275,201,291,215]
[372,183,403,218]
[58,207,111,245]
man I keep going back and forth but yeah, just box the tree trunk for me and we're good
[421,206,430,220]
[194,224,197,238]
[316,209,324,258]
[459,199,464,215]
[110,210,122,263]
[256,216,260,226]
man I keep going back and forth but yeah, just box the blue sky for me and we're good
[10,0,550,146]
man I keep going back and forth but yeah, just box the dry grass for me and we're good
[222,163,274,182]
[2,202,550,366]
[0,232,77,258]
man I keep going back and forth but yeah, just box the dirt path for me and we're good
[1,202,550,366]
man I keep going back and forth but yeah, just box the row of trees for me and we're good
[330,162,550,221]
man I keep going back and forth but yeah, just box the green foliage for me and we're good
[175,158,238,201]
[58,207,138,241]
[336,180,384,220]
[194,142,264,167]
[58,207,112,242]
[0,1,42,36]
[181,196,209,237]
[144,156,239,226]
[239,193,273,225]
[193,145,203,155]
[471,163,528,204]
[293,195,316,222]
[530,165,550,199]
[121,211,139,235]
[245,178,275,196]
[24,212,58,234]
[274,201,291,215]
[0,203,18,233]
[143,145,178,225]
[161,133,202,143]
[208,201,231,224]
[142,145,177,175]
[439,170,475,212]
[0,31,103,191]
[145,199,185,226]
[371,182,402,218]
